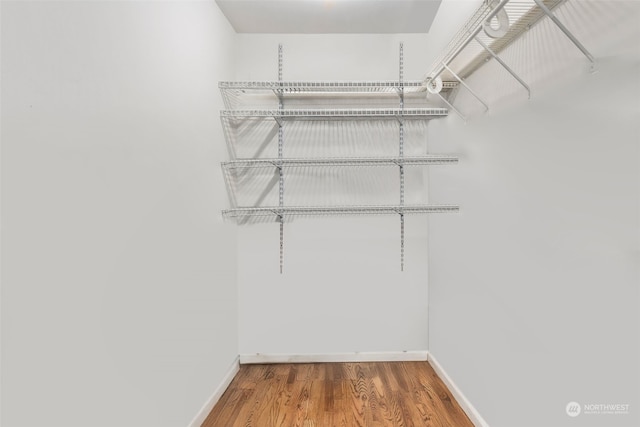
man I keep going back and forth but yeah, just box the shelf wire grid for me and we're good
[221,108,448,119]
[222,156,458,169]
[222,162,437,210]
[222,115,436,160]
[220,46,461,269]
[222,205,460,224]
[220,81,420,110]
[219,81,463,110]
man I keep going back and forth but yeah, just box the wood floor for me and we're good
[201,361,474,427]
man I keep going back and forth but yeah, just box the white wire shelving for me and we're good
[220,43,459,272]
[222,155,458,169]
[221,108,448,120]
[222,205,460,221]
[425,0,595,119]
[219,80,459,110]
[221,80,426,92]
[220,109,448,157]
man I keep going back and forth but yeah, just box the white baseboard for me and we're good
[427,352,490,427]
[188,356,240,427]
[239,351,428,364]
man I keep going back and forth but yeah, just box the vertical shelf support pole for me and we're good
[278,43,284,274]
[399,42,405,272]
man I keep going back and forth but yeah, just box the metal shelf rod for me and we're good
[533,0,595,65]
[435,91,466,122]
[442,62,489,111]
[474,36,531,98]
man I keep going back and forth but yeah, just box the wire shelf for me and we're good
[219,43,461,270]
[221,108,448,120]
[219,81,460,110]
[222,155,459,169]
[221,118,434,160]
[427,0,565,82]
[222,162,434,209]
[221,110,448,156]
[222,204,460,222]
[220,80,427,92]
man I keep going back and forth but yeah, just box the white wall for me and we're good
[230,1,483,360]
[428,1,640,426]
[232,35,432,357]
[1,2,237,426]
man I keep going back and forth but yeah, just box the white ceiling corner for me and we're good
[215,0,443,34]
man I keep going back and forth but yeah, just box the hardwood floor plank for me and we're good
[201,361,474,427]
[306,380,326,426]
[390,364,410,392]
[295,364,315,381]
[287,365,298,385]
[294,380,312,427]
[324,379,334,412]
[329,381,348,427]
[346,378,367,427]
[333,379,345,401]
[255,372,290,426]
[332,363,344,381]
[200,388,246,427]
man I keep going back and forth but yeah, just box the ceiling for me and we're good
[215,0,443,34]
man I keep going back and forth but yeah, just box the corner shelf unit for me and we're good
[219,44,459,272]
[424,0,595,120]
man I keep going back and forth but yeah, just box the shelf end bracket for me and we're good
[474,37,531,99]
[442,63,489,112]
[533,0,596,70]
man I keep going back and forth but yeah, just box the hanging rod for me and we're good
[221,108,448,120]
[222,205,460,220]
[219,81,458,110]
[222,156,459,169]
[219,80,458,94]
